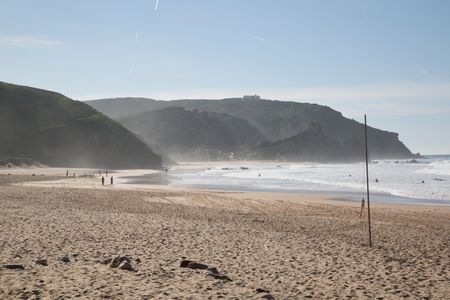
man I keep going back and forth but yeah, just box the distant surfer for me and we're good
[110,176,113,185]
[66,170,69,177]
[106,170,108,177]
[375,178,379,183]
[101,176,105,185]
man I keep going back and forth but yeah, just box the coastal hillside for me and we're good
[88,97,417,160]
[118,107,266,161]
[247,123,362,162]
[0,82,162,169]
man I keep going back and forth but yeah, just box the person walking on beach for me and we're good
[101,176,105,186]
[66,170,69,177]
[110,176,113,185]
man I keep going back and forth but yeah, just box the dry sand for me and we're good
[0,171,449,299]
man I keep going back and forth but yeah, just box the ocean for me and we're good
[168,155,450,205]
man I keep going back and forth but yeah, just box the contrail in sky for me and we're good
[155,0,160,11]
[129,32,139,77]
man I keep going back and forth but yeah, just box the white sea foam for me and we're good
[171,156,450,204]
[416,160,450,176]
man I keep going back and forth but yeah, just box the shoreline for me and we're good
[129,162,450,206]
[3,170,450,222]
[5,167,450,210]
[2,163,450,207]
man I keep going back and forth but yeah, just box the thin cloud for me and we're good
[171,73,191,79]
[420,68,448,81]
[250,35,276,47]
[263,80,449,118]
[0,35,63,47]
[251,36,267,43]
[266,82,450,102]
[261,82,450,117]
[129,32,140,77]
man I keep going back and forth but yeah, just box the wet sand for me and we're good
[0,172,449,299]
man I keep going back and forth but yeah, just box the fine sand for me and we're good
[0,170,449,299]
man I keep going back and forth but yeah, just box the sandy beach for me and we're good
[0,169,449,299]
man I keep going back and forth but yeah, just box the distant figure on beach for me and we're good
[349,174,352,177]
[375,178,379,183]
[66,170,68,177]
[258,173,261,177]
[360,198,365,217]
[422,180,425,184]
[101,176,105,185]
[110,176,113,185]
[106,170,108,177]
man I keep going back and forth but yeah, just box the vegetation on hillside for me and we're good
[0,82,162,169]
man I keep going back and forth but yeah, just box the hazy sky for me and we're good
[1,0,450,154]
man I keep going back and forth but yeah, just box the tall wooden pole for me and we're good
[364,115,373,247]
